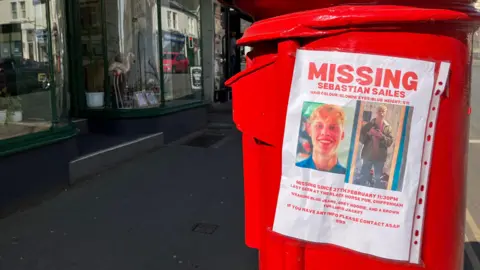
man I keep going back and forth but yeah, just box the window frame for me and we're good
[172,11,178,30]
[167,10,172,28]
[20,1,26,18]
[11,2,18,20]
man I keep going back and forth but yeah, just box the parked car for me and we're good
[0,58,49,96]
[162,52,189,73]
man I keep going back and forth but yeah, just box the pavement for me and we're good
[0,125,258,270]
[464,65,480,270]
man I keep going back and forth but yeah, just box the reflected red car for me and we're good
[163,52,189,73]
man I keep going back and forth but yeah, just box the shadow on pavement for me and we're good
[0,130,257,270]
[464,241,480,270]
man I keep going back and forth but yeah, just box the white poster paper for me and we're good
[273,49,450,263]
[190,66,203,90]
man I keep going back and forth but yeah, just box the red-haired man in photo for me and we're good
[296,104,347,174]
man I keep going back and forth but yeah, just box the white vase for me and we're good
[86,92,105,108]
[0,110,6,124]
[10,111,22,122]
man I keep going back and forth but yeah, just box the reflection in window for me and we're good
[240,19,252,72]
[161,0,202,106]
[0,1,54,140]
[49,0,70,123]
[79,0,203,110]
[102,0,161,109]
[80,0,106,109]
[213,3,226,91]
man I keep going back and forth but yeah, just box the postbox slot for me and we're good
[254,137,273,146]
[226,54,277,86]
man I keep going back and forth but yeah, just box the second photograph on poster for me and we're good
[346,102,413,192]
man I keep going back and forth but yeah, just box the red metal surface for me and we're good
[300,30,470,270]
[237,5,480,46]
[228,44,282,249]
[226,4,478,270]
[241,135,262,248]
[219,0,476,20]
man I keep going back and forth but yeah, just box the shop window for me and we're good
[76,0,203,111]
[0,2,60,141]
[172,12,178,30]
[161,0,203,106]
[81,0,162,110]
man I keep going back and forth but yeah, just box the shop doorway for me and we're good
[224,8,252,80]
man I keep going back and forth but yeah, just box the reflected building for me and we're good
[160,1,201,65]
[0,0,48,62]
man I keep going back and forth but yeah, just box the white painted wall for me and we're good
[160,6,199,39]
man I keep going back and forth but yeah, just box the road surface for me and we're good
[465,64,480,270]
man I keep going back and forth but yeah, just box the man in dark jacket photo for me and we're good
[359,105,394,189]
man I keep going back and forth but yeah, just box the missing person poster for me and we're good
[273,50,450,263]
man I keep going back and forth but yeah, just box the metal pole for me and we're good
[45,0,58,126]
[100,0,110,108]
[157,0,165,105]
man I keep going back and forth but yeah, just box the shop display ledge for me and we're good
[81,101,209,143]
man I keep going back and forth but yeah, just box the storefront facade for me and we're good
[69,0,206,117]
[0,0,215,216]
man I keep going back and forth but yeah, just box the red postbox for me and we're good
[226,3,479,270]
[219,0,476,19]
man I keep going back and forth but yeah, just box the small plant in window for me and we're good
[7,96,22,111]
[0,88,22,124]
[6,96,22,124]
[0,88,9,124]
